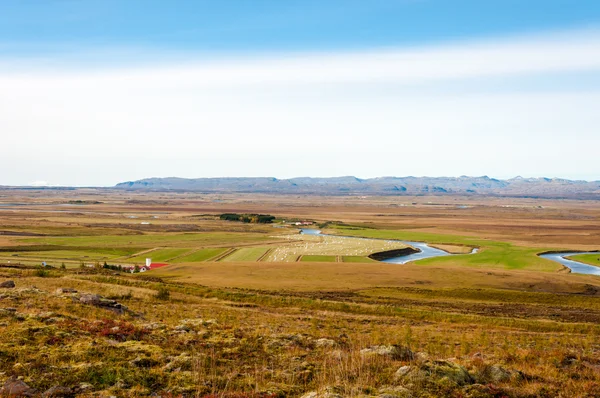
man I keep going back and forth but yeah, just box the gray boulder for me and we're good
[79,293,126,313]
[0,280,15,288]
[0,377,38,396]
[395,360,473,386]
[360,345,414,361]
[55,288,77,294]
[43,385,74,397]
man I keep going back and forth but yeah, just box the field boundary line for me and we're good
[165,248,201,262]
[118,247,160,260]
[213,248,237,262]
[257,248,272,262]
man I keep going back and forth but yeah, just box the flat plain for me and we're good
[0,188,599,397]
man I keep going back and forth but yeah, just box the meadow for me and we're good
[569,253,600,267]
[0,189,599,397]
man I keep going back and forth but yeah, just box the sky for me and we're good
[1,1,600,186]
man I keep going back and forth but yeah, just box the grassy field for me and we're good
[568,253,600,267]
[342,255,377,263]
[172,248,229,263]
[128,248,191,263]
[1,266,599,397]
[300,255,337,262]
[324,225,563,272]
[264,233,406,262]
[221,247,270,262]
[1,189,600,396]
[19,232,276,249]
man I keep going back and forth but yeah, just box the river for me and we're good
[300,228,598,274]
[538,252,600,275]
[300,228,473,264]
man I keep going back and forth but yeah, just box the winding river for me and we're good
[538,252,600,276]
[300,228,473,264]
[300,228,599,275]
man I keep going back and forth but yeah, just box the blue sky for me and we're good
[2,1,599,56]
[1,1,600,185]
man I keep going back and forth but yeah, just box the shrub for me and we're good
[155,287,170,301]
[34,268,50,277]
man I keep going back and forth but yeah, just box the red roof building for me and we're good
[149,263,169,269]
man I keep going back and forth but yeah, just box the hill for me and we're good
[115,176,600,199]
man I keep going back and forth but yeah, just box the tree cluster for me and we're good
[219,213,275,224]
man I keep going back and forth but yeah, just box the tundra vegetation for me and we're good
[0,189,599,397]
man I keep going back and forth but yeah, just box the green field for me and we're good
[300,255,337,262]
[221,247,269,262]
[325,225,562,272]
[0,246,139,263]
[4,250,123,261]
[172,248,229,263]
[128,248,191,263]
[568,253,600,267]
[342,255,377,263]
[20,232,274,248]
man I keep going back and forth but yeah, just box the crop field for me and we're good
[128,248,192,263]
[300,254,337,262]
[264,233,406,262]
[342,255,377,263]
[19,231,277,249]
[172,248,229,263]
[1,189,600,397]
[221,247,270,262]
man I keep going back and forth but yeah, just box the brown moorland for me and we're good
[0,188,599,397]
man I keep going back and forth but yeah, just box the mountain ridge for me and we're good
[114,176,600,199]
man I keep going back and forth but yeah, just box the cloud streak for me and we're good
[1,28,599,185]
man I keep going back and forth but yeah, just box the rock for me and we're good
[0,376,38,396]
[43,385,74,397]
[395,365,413,377]
[72,383,93,394]
[113,379,129,389]
[79,294,126,313]
[267,333,313,349]
[163,353,193,372]
[0,280,15,289]
[360,345,414,361]
[142,322,166,330]
[476,364,522,383]
[486,365,512,383]
[300,387,344,398]
[315,338,336,348]
[396,360,473,386]
[55,288,77,294]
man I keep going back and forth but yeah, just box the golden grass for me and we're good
[152,260,600,293]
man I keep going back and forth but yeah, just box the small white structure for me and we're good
[146,258,152,267]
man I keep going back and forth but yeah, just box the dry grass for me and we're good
[2,189,600,396]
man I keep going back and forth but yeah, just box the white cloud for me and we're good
[0,28,599,185]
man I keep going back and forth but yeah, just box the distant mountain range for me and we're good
[114,176,600,199]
